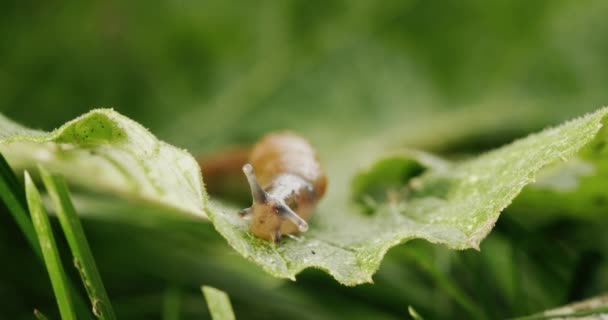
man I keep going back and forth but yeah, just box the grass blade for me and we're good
[34,309,50,320]
[39,166,117,320]
[401,248,485,319]
[0,154,94,319]
[0,153,40,254]
[25,171,77,320]
[201,286,235,320]
[408,306,424,320]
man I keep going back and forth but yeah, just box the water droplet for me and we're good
[73,258,83,271]
[92,300,103,317]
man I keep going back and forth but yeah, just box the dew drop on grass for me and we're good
[92,299,103,317]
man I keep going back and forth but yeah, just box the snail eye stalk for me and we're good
[242,163,267,204]
[276,203,309,232]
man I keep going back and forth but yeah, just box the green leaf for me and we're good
[39,166,116,320]
[0,110,207,217]
[205,107,608,285]
[509,118,608,222]
[201,286,236,320]
[5,108,608,286]
[25,171,77,320]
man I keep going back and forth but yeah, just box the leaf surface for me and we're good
[206,107,608,285]
[2,108,608,285]
[0,110,207,217]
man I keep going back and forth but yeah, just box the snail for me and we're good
[238,132,326,243]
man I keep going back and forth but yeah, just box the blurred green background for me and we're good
[2,1,608,319]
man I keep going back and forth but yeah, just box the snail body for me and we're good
[240,132,326,243]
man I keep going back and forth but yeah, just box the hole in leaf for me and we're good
[352,157,427,215]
